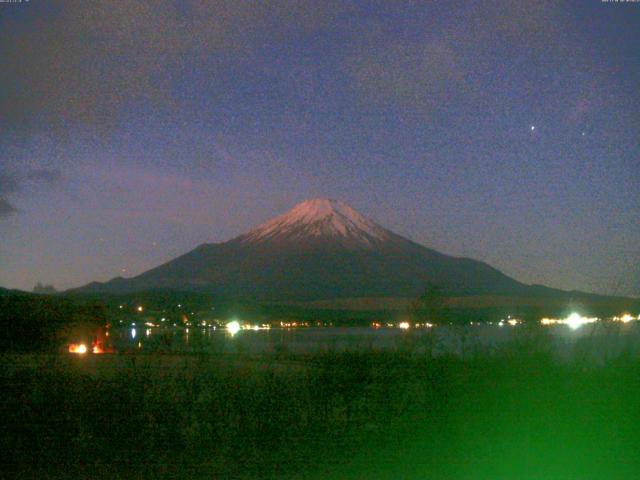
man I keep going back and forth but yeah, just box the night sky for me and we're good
[0,1,638,296]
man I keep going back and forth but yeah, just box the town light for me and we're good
[564,313,597,330]
[541,317,561,326]
[226,320,241,336]
[617,314,635,323]
[565,313,583,330]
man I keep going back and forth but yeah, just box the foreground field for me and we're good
[2,345,640,479]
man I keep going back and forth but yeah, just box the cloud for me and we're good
[481,0,562,40]
[0,174,19,218]
[0,0,345,133]
[26,169,62,183]
[347,40,468,112]
[0,174,20,195]
[0,169,61,218]
[344,0,568,114]
[0,198,17,217]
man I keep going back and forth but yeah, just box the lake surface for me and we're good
[112,322,640,362]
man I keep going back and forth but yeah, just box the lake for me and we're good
[111,322,640,362]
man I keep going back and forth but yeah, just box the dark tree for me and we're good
[410,282,445,325]
[33,282,57,294]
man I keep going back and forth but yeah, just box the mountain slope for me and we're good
[75,199,546,300]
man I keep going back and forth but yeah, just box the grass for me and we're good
[2,333,640,479]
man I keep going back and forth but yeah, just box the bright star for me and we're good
[530,125,536,131]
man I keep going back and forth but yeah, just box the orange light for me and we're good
[68,343,87,354]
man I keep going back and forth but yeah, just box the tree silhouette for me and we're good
[32,282,57,294]
[410,282,445,325]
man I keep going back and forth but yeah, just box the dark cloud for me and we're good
[0,0,345,133]
[0,174,20,195]
[0,0,564,128]
[0,173,19,218]
[26,169,62,183]
[0,198,17,217]
[0,169,61,218]
[345,0,568,113]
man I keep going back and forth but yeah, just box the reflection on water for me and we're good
[107,322,640,361]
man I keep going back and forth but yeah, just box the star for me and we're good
[530,125,536,131]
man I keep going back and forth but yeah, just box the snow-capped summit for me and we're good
[240,199,390,247]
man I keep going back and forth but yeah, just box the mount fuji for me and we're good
[77,198,547,300]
